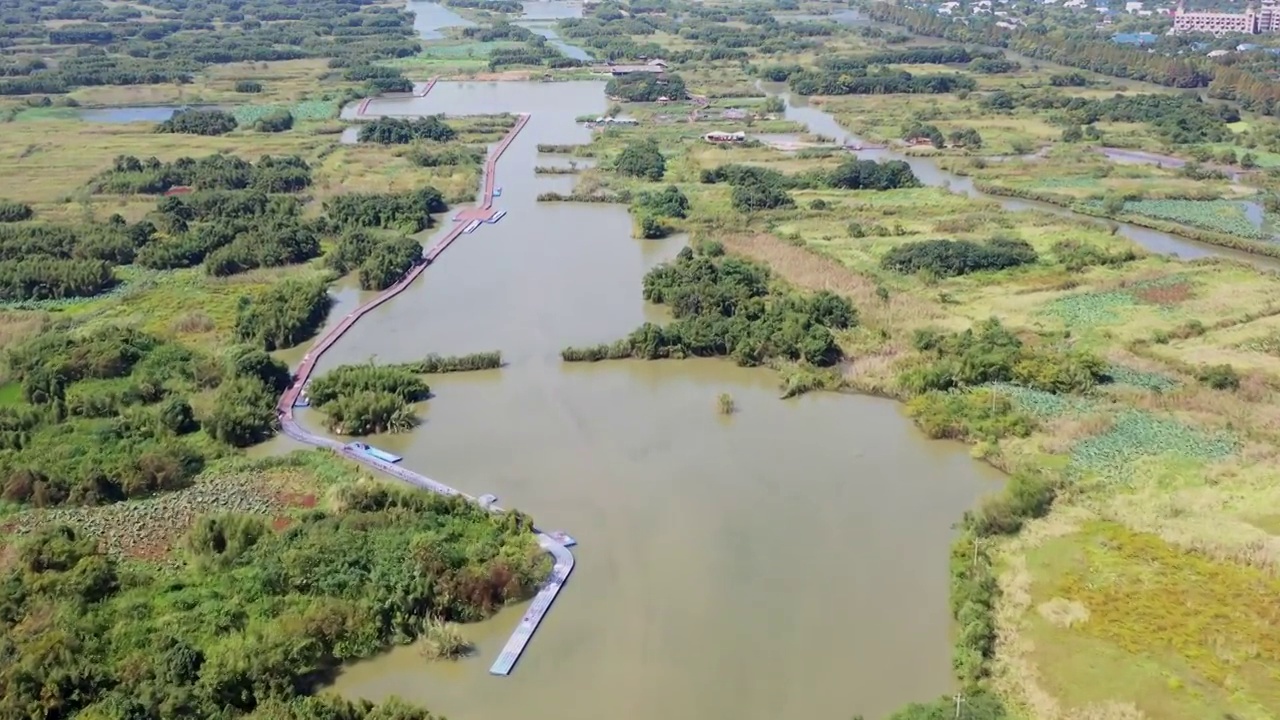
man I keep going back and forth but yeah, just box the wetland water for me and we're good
[306,81,1005,720]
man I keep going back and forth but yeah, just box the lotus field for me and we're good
[1068,410,1237,481]
[1117,199,1268,240]
[988,382,1097,418]
[233,100,338,125]
[1103,364,1179,392]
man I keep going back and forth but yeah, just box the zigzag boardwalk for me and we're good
[275,110,573,677]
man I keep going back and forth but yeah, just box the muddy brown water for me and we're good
[257,81,1007,719]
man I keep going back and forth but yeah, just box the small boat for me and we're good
[487,210,507,224]
[463,219,482,234]
[493,187,502,197]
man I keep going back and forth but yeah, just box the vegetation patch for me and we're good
[562,244,857,374]
[1043,290,1137,327]
[0,474,548,718]
[1040,522,1280,712]
[232,100,338,125]
[1068,410,1237,480]
[1107,199,1265,240]
[987,382,1098,418]
[1103,364,1179,392]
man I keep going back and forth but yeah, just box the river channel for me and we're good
[293,5,1276,719]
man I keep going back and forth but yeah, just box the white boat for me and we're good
[464,219,482,234]
[488,210,507,224]
[493,187,502,197]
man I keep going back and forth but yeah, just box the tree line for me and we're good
[357,116,457,145]
[92,154,313,195]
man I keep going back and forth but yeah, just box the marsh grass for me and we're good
[417,617,473,660]
[716,392,735,415]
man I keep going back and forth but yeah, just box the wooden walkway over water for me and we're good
[276,104,572,678]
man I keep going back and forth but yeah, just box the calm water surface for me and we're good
[279,81,1006,720]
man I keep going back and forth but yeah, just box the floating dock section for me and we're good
[489,537,573,676]
[275,111,570,678]
[487,210,506,224]
[346,442,402,464]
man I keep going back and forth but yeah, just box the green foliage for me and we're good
[1069,410,1237,480]
[155,109,239,136]
[881,238,1038,278]
[357,236,423,291]
[358,116,456,145]
[1103,364,1178,392]
[0,326,221,507]
[605,72,686,102]
[614,138,666,181]
[1195,363,1240,391]
[562,246,856,369]
[827,158,920,190]
[0,480,547,718]
[1106,199,1266,239]
[234,277,331,351]
[0,199,33,222]
[205,376,278,447]
[92,154,312,195]
[233,100,338,125]
[790,67,975,95]
[636,214,671,239]
[1050,239,1137,272]
[900,319,1106,395]
[308,364,429,436]
[634,184,689,218]
[1043,290,1136,326]
[406,145,484,168]
[906,389,1036,442]
[324,188,446,234]
[253,109,294,133]
[235,80,263,93]
[393,352,502,373]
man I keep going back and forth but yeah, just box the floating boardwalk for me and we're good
[276,110,572,678]
[354,76,439,119]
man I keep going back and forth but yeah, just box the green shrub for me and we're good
[234,80,263,93]
[881,237,1037,278]
[1196,363,1240,391]
[906,389,1036,442]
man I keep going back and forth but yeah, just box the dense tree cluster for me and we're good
[92,154,312,195]
[0,218,158,301]
[881,238,1039,278]
[700,158,918,212]
[155,108,239,136]
[789,67,976,96]
[234,277,331,352]
[0,326,221,506]
[488,36,572,70]
[1021,92,1236,145]
[323,187,447,234]
[634,185,690,218]
[357,116,457,144]
[614,139,666,180]
[0,477,547,718]
[308,363,430,435]
[564,245,856,367]
[900,318,1106,395]
[0,0,422,94]
[253,109,293,132]
[605,73,688,103]
[446,0,524,11]
[828,158,920,190]
[324,230,425,291]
